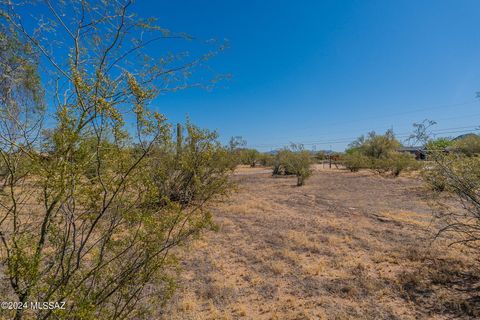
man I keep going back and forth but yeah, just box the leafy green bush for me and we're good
[272,151,283,175]
[425,137,453,151]
[238,148,260,167]
[346,130,419,177]
[343,151,370,172]
[373,152,419,177]
[257,153,275,166]
[151,122,234,207]
[226,137,263,168]
[422,162,447,192]
[452,134,480,156]
[348,129,401,159]
[273,145,312,186]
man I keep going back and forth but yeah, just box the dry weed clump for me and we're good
[287,230,323,254]
[321,264,390,299]
[179,295,199,312]
[201,281,238,308]
[269,260,287,275]
[396,246,480,318]
[220,196,278,215]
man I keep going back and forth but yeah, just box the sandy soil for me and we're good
[160,166,479,320]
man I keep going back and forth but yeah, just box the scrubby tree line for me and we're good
[228,138,313,186]
[228,137,275,168]
[342,129,419,176]
[341,124,480,178]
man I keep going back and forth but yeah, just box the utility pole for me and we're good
[329,145,332,169]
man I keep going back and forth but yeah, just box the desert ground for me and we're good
[160,165,479,320]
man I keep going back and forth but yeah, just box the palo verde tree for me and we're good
[0,26,44,184]
[426,153,480,247]
[343,150,370,172]
[273,144,312,186]
[0,1,228,319]
[425,137,453,151]
[227,137,260,167]
[348,129,401,159]
[241,148,260,167]
[407,119,437,147]
[407,118,480,256]
[346,129,417,177]
[151,121,234,208]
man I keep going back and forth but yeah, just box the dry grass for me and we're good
[159,167,479,319]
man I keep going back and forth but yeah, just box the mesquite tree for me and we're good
[0,1,229,319]
[406,119,480,260]
[273,144,312,186]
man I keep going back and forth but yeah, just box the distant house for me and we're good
[398,133,480,160]
[397,146,427,160]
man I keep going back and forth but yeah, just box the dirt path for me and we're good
[160,168,477,320]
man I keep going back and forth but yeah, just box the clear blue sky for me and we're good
[123,1,480,150]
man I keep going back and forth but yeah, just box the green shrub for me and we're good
[343,151,370,172]
[425,137,453,151]
[373,152,418,177]
[151,122,234,207]
[388,152,419,176]
[272,150,292,175]
[0,2,232,319]
[348,129,401,159]
[257,153,275,166]
[273,145,312,186]
[346,130,419,177]
[422,162,447,192]
[238,148,260,167]
[452,134,480,156]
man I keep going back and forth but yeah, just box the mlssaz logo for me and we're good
[30,302,66,310]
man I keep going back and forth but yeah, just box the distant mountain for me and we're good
[315,149,335,154]
[264,149,280,155]
[264,149,329,155]
[451,133,479,141]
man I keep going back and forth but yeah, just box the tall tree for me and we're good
[0,1,229,319]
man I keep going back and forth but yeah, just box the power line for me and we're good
[263,99,479,142]
[252,125,479,147]
[249,125,479,149]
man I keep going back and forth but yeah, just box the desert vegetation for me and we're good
[228,137,269,168]
[343,130,419,176]
[160,164,480,319]
[0,1,479,320]
[450,134,480,156]
[420,134,480,251]
[158,130,480,319]
[272,144,312,186]
[0,1,233,319]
